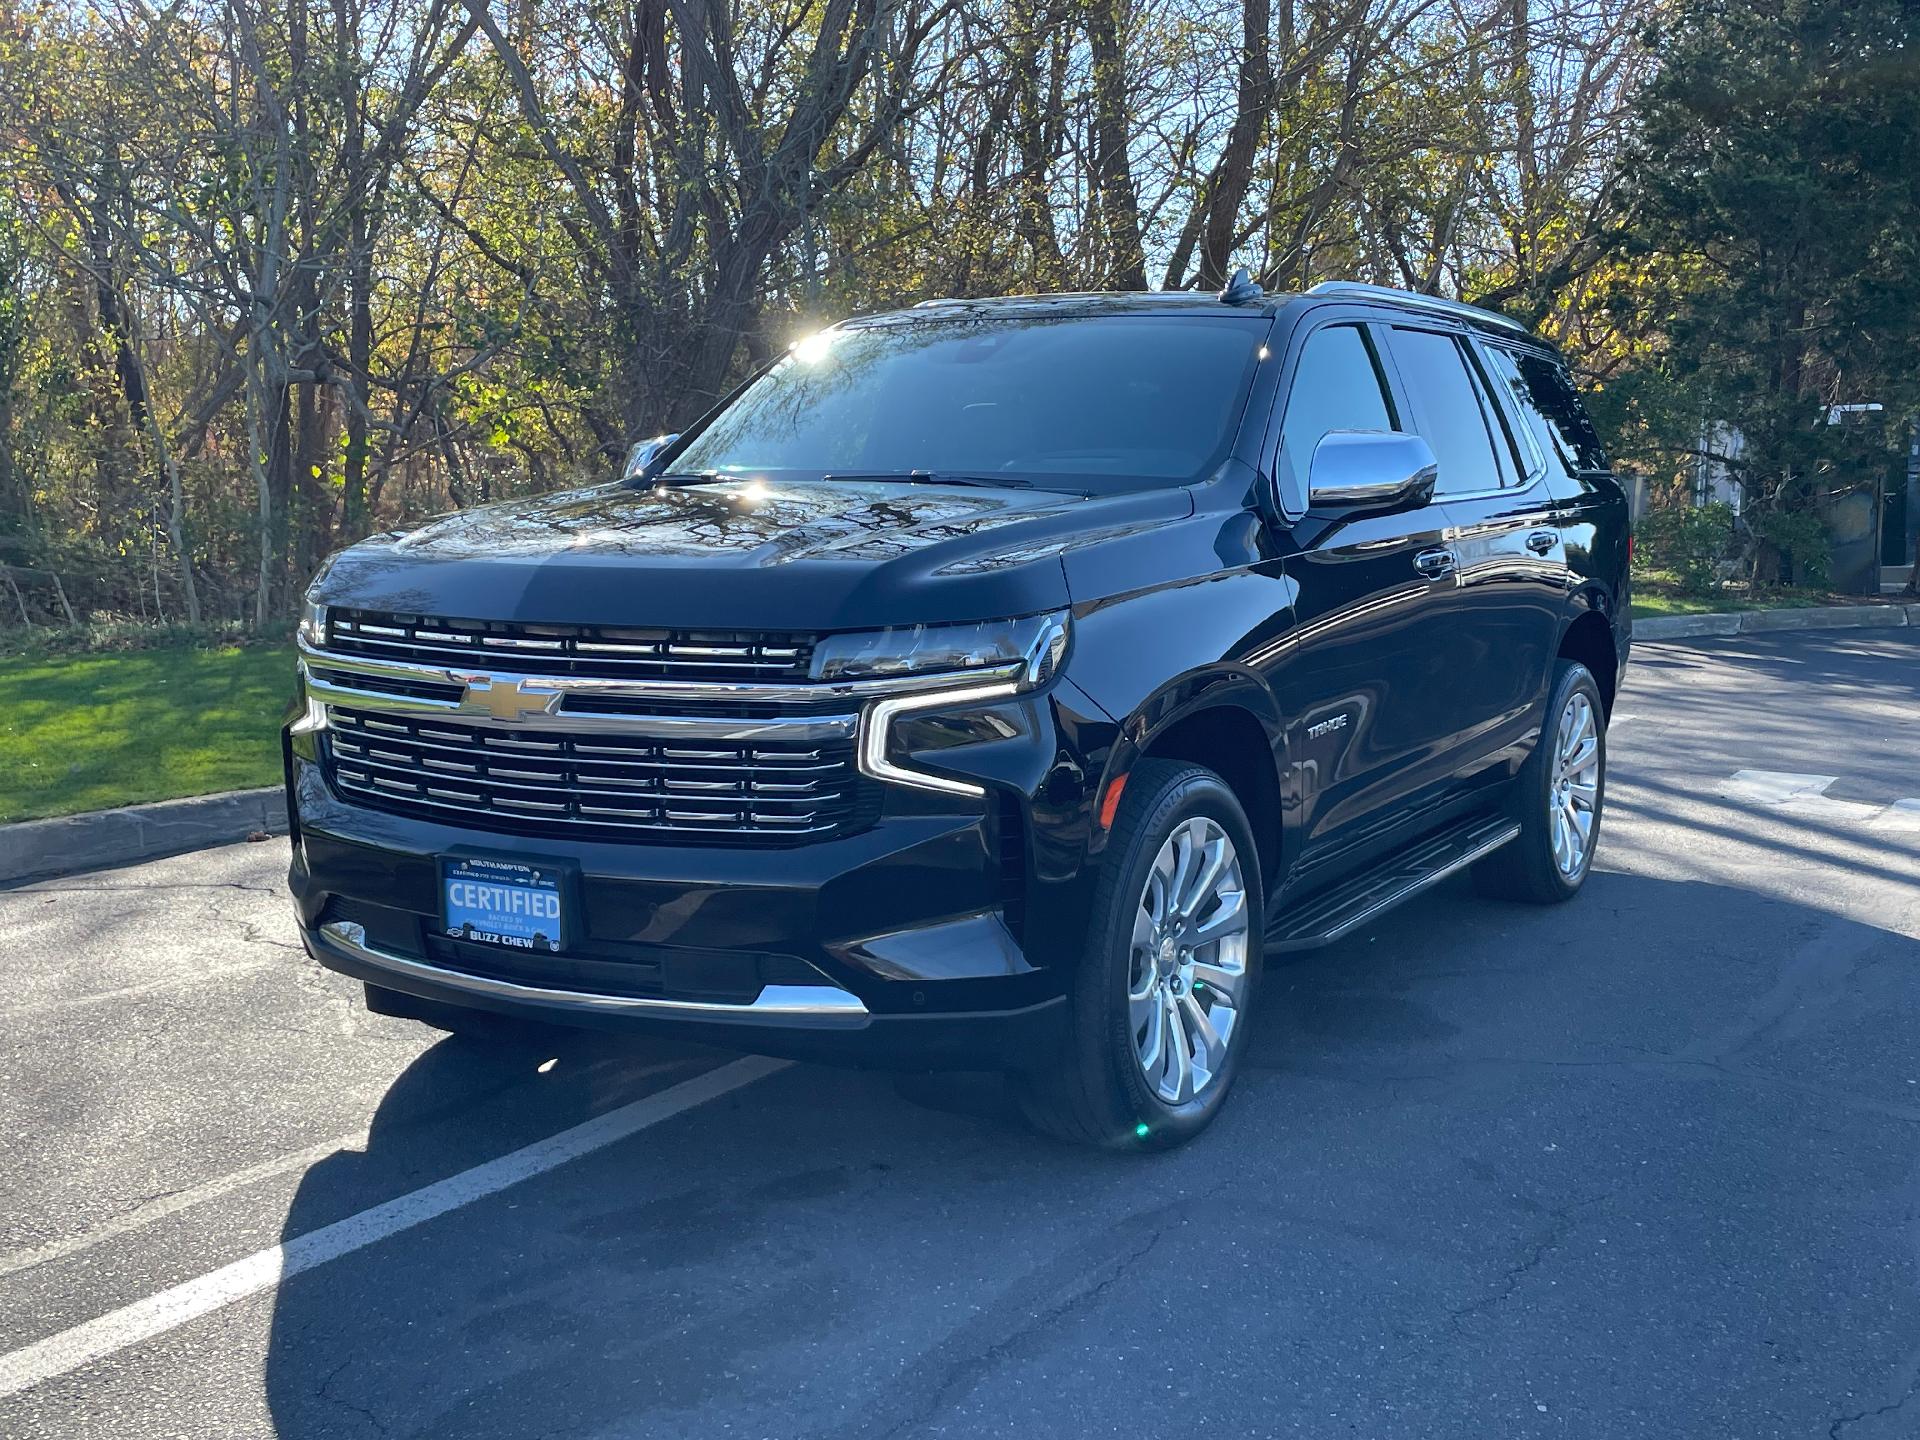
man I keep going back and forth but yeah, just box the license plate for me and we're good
[441,856,567,953]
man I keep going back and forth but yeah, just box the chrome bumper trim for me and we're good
[312,920,871,1029]
[302,668,860,742]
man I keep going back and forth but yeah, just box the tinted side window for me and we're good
[1391,328,1505,497]
[1279,325,1396,499]
[1476,344,1550,481]
[1505,349,1610,474]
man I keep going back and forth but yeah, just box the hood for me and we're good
[311,478,1192,630]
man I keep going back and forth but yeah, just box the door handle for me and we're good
[1413,547,1456,578]
[1525,529,1559,554]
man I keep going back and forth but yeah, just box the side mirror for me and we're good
[1306,431,1438,518]
[622,433,681,483]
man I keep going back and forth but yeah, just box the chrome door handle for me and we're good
[1413,547,1456,578]
[1525,528,1559,554]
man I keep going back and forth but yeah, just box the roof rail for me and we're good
[1307,280,1528,334]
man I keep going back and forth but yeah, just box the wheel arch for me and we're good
[1557,601,1620,716]
[1091,674,1287,890]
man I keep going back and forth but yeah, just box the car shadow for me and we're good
[260,868,1920,1439]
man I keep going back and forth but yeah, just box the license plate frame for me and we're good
[439,852,575,954]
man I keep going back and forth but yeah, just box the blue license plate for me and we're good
[441,856,567,952]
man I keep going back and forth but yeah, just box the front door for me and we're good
[1260,317,1476,874]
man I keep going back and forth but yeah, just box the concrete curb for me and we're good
[0,787,286,887]
[1634,602,1920,642]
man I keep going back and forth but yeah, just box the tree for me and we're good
[1616,0,1920,585]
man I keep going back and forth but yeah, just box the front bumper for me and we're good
[285,669,1117,1067]
[300,909,1067,1068]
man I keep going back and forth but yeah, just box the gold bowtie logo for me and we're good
[461,677,557,724]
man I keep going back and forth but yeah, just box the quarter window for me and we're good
[1492,346,1611,476]
[1278,325,1397,503]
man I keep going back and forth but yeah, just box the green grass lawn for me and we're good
[0,643,295,822]
[1629,573,1850,621]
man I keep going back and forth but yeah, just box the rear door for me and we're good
[1263,316,1476,871]
[1380,325,1568,783]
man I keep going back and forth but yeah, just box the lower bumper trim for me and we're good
[311,919,871,1029]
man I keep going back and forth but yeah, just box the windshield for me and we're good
[669,313,1269,492]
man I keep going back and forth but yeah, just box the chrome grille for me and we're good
[327,609,816,681]
[322,709,862,843]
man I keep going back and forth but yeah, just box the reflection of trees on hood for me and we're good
[379,480,1024,566]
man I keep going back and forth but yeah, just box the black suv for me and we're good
[286,279,1628,1149]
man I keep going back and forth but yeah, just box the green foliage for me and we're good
[1634,502,1737,594]
[1611,0,1920,580]
[0,0,1903,629]
[1749,509,1833,589]
[0,619,292,659]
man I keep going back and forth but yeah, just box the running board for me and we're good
[1264,813,1521,953]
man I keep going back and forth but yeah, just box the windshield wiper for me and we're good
[643,468,1040,491]
[644,470,722,485]
[818,470,1036,489]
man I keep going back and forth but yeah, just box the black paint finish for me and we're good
[288,290,1630,1064]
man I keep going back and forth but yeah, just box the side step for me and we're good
[1264,812,1520,953]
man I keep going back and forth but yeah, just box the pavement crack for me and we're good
[853,1187,1226,1440]
[21,878,283,898]
[1448,1190,1612,1325]
[1830,1351,1920,1438]
[316,1358,391,1437]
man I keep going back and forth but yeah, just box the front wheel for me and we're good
[1473,659,1607,904]
[1018,759,1264,1150]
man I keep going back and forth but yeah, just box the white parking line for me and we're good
[0,1058,694,1280]
[0,1054,788,1401]
[1722,770,1838,803]
[1873,798,1920,832]
[1719,771,1918,826]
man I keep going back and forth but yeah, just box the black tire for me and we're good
[1473,659,1606,904]
[1018,759,1265,1151]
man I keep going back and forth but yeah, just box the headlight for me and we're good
[812,612,1070,689]
[841,613,1070,799]
[298,595,328,648]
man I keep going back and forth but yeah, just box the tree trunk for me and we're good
[1010,0,1065,284]
[247,360,273,628]
[1196,0,1271,289]
[1086,0,1147,290]
[292,375,327,581]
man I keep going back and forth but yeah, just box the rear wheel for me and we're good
[1019,759,1263,1150]
[1473,659,1606,904]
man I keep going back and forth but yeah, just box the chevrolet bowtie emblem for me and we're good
[460,676,559,724]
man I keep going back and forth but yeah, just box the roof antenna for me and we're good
[1219,265,1263,306]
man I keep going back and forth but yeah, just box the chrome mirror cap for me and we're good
[1306,430,1439,516]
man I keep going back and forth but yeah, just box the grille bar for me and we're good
[329,610,816,681]
[323,709,861,843]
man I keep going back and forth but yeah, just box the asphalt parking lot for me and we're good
[2,629,1916,1440]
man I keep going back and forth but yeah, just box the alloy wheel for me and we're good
[1127,817,1250,1105]
[1549,690,1601,877]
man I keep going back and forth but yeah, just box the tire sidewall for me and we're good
[1530,661,1606,898]
[1085,766,1264,1146]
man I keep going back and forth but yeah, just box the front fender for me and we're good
[1085,671,1288,860]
